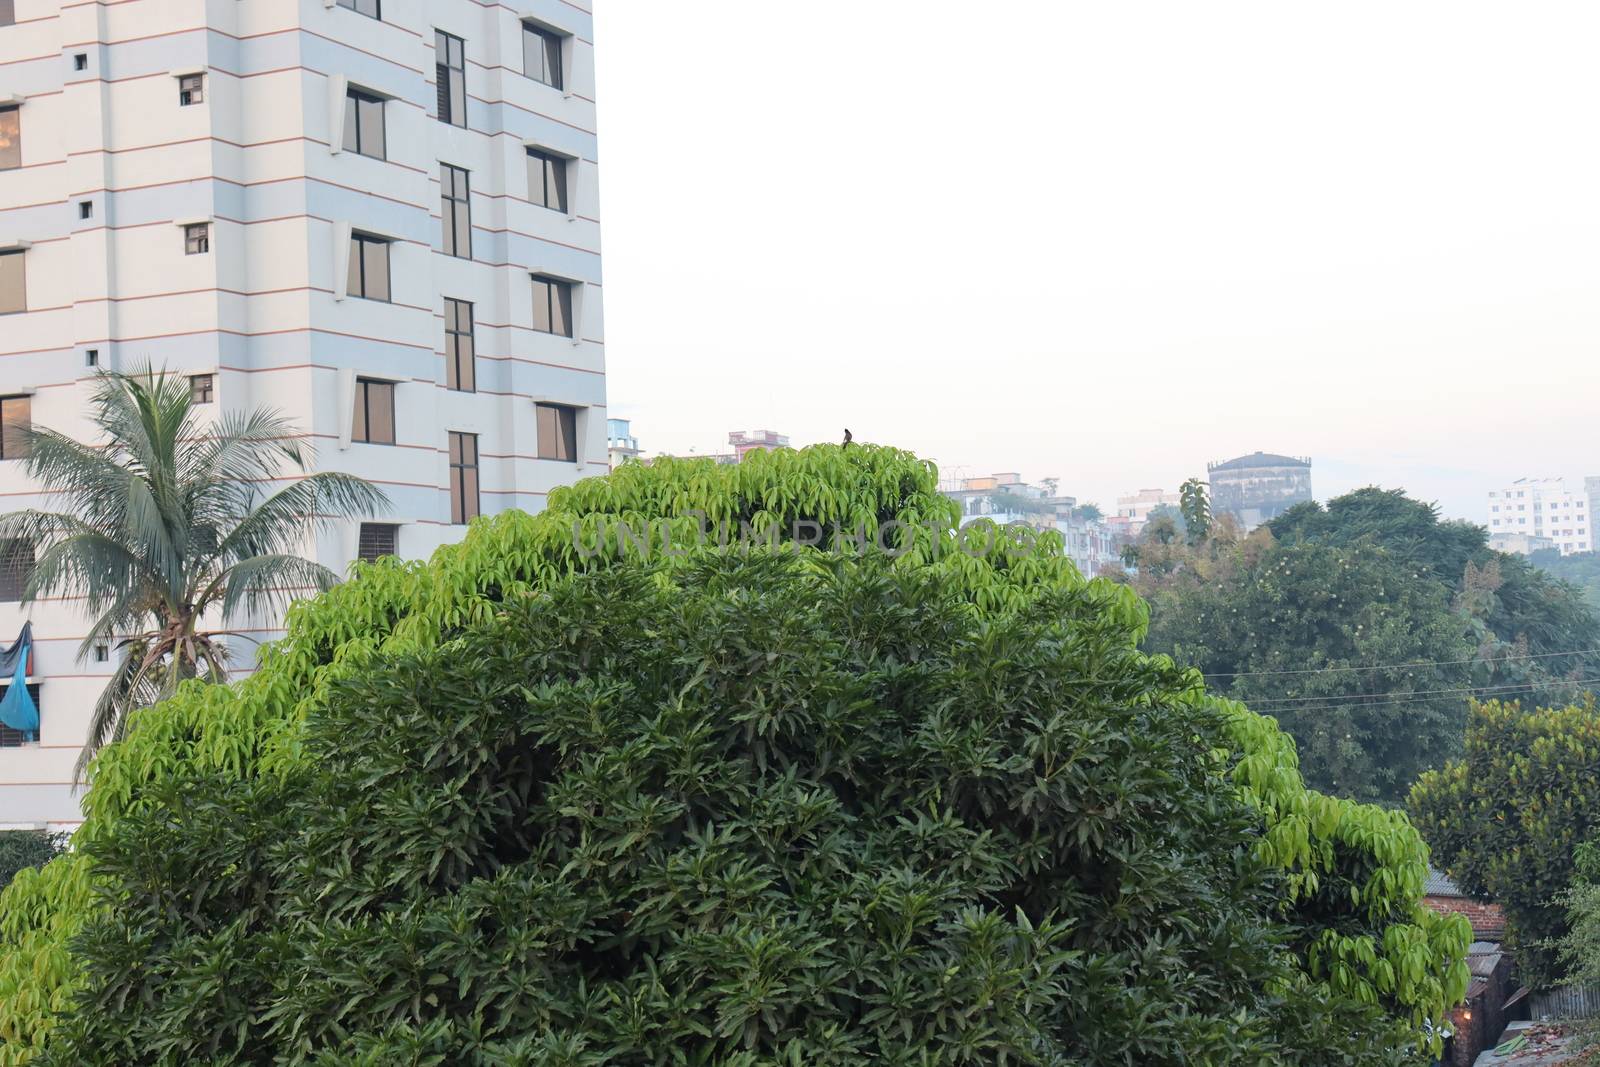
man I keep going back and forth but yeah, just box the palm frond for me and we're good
[211,553,344,620]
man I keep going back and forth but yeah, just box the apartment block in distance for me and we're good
[0,0,608,828]
[1488,478,1591,556]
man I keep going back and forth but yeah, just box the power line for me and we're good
[1201,646,1600,681]
[1247,676,1600,715]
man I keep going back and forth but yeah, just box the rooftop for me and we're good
[1208,451,1313,473]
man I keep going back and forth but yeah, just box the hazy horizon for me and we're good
[593,2,1600,525]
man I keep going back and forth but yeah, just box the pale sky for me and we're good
[592,2,1600,522]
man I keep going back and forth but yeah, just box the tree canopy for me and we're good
[0,448,1468,1064]
[1411,697,1600,985]
[1124,487,1600,803]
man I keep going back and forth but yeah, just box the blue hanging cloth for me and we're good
[0,625,38,741]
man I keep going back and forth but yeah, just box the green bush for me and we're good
[1411,698,1600,984]
[0,446,1468,1063]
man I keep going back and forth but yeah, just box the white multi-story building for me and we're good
[0,0,607,828]
[1488,478,1591,556]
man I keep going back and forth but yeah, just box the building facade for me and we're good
[1207,451,1312,530]
[943,472,1122,577]
[1113,488,1180,537]
[1487,477,1591,555]
[606,417,640,469]
[0,0,607,828]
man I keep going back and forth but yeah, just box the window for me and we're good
[343,88,385,159]
[179,73,204,106]
[357,523,398,562]
[73,54,87,71]
[185,223,210,255]
[79,201,92,219]
[522,23,564,90]
[441,164,471,258]
[0,106,19,170]
[435,31,466,127]
[352,378,395,445]
[527,148,569,213]
[347,233,391,301]
[85,349,98,367]
[448,431,478,524]
[535,403,577,462]
[0,539,33,601]
[0,1,13,27]
[189,374,213,405]
[94,644,108,663]
[0,395,29,460]
[0,250,22,314]
[531,275,573,337]
[336,0,380,18]
[444,298,475,391]
[0,686,39,747]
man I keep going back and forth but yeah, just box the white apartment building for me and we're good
[1487,478,1591,556]
[0,0,607,828]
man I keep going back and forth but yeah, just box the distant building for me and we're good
[1487,477,1591,556]
[1488,532,1556,556]
[607,419,641,470]
[655,430,791,466]
[1114,488,1181,537]
[728,430,790,462]
[1207,452,1313,531]
[943,473,1122,577]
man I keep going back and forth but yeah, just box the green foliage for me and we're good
[1560,840,1600,991]
[1180,477,1211,545]
[0,446,1468,1063]
[0,833,62,893]
[1135,487,1600,804]
[1531,549,1600,618]
[1411,698,1600,985]
[0,367,386,775]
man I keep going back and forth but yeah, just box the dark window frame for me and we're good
[348,232,392,302]
[0,394,30,460]
[357,522,399,562]
[522,22,565,90]
[343,87,386,159]
[441,164,471,259]
[178,73,204,106]
[435,30,466,127]
[335,0,381,18]
[184,223,210,255]
[531,274,574,338]
[0,105,19,171]
[189,374,214,405]
[526,148,569,213]
[444,297,475,392]
[535,402,578,463]
[352,377,396,445]
[0,538,34,601]
[448,431,479,525]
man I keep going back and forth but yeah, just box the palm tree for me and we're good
[0,367,387,777]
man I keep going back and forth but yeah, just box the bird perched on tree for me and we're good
[843,428,853,447]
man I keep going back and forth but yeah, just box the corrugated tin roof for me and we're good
[1424,867,1464,897]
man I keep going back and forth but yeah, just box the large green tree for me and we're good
[0,447,1467,1064]
[1127,488,1600,803]
[1411,697,1600,985]
[0,369,386,774]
